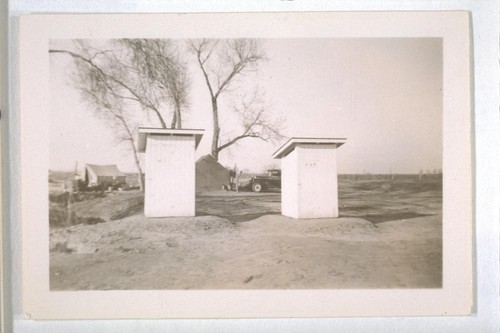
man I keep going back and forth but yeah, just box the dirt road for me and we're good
[50,179,442,290]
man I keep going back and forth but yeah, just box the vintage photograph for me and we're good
[48,37,443,291]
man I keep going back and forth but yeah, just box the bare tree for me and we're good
[50,40,190,191]
[189,39,284,160]
[51,45,168,128]
[218,89,285,152]
[121,39,190,128]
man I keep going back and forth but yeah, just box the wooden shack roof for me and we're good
[272,137,346,159]
[137,127,204,153]
[85,164,124,177]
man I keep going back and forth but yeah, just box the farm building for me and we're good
[196,155,230,191]
[81,164,126,188]
[48,170,75,192]
[138,127,204,217]
[273,137,346,219]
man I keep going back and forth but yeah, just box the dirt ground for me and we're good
[49,179,442,290]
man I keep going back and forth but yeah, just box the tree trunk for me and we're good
[134,158,145,192]
[175,102,182,129]
[128,140,145,192]
[211,98,220,160]
[170,102,182,129]
[170,110,177,129]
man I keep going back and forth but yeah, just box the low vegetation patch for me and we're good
[49,190,144,228]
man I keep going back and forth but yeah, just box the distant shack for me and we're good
[81,164,126,188]
[196,155,230,191]
[48,170,75,192]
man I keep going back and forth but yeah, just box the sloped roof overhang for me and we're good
[138,127,204,153]
[272,137,346,159]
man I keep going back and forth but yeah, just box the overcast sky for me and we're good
[50,38,442,174]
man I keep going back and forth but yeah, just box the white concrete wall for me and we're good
[144,135,195,217]
[281,144,339,219]
[281,148,299,218]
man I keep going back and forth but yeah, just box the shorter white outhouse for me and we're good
[138,128,204,217]
[273,137,346,219]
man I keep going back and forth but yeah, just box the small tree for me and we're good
[189,39,284,161]
[50,39,190,191]
[121,39,190,128]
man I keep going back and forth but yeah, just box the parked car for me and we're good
[248,169,281,192]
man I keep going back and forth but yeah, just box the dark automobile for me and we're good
[249,169,281,192]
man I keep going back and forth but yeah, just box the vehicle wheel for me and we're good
[252,182,263,192]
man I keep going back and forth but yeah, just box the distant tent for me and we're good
[83,164,126,187]
[196,155,230,191]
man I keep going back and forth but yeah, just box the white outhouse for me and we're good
[273,138,346,219]
[138,128,204,217]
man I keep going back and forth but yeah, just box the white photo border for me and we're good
[19,12,472,319]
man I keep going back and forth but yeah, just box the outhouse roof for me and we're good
[138,127,204,153]
[272,137,346,159]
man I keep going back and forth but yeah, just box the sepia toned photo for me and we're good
[20,12,471,319]
[48,38,443,291]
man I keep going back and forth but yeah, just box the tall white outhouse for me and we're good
[273,137,346,219]
[138,128,204,217]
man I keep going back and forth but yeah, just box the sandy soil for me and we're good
[50,186,442,290]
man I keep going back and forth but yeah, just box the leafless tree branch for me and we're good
[188,38,277,160]
[50,40,191,190]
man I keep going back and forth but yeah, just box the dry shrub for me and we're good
[49,202,77,228]
[109,196,144,220]
[49,191,144,228]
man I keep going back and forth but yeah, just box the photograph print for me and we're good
[48,37,443,291]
